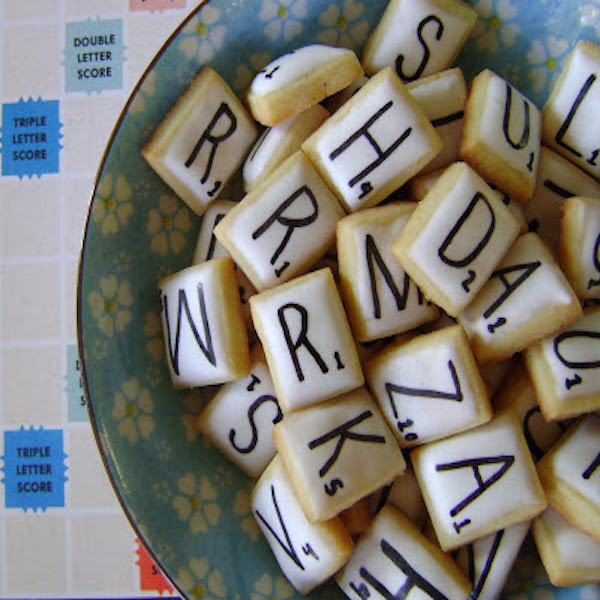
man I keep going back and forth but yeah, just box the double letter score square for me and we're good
[302,67,442,213]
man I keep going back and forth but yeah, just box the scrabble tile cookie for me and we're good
[246,44,363,126]
[158,258,250,388]
[369,465,429,530]
[365,324,492,448]
[524,306,600,421]
[142,67,258,216]
[406,67,467,175]
[242,103,330,193]
[214,151,345,291]
[410,168,529,233]
[458,232,582,364]
[391,162,521,317]
[454,520,530,600]
[251,455,354,594]
[559,196,600,299]
[273,386,406,523]
[362,0,477,81]
[249,267,364,412]
[536,414,600,541]
[460,69,541,203]
[192,199,257,325]
[302,67,442,213]
[336,504,472,600]
[532,506,600,587]
[337,202,439,342]
[411,410,547,551]
[196,345,282,478]
[493,360,570,461]
[339,497,372,537]
[523,146,600,257]
[542,41,600,181]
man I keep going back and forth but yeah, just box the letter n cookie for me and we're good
[251,456,354,594]
[273,387,405,523]
[411,410,547,551]
[142,67,258,216]
[249,268,364,412]
[391,162,521,317]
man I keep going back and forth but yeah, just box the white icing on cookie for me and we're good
[249,268,364,412]
[251,456,354,594]
[365,324,491,448]
[412,410,547,551]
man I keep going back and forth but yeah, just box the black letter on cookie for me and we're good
[278,303,329,381]
[185,102,238,193]
[253,185,319,277]
[395,15,444,82]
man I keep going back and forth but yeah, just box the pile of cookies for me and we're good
[142,0,600,596]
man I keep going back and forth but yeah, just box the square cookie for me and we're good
[249,267,364,412]
[242,104,330,193]
[532,506,600,587]
[251,455,354,594]
[336,504,472,600]
[536,414,600,542]
[365,324,492,448]
[142,67,258,216]
[361,0,477,81]
[246,44,363,126]
[493,360,570,462]
[302,67,442,213]
[214,151,345,291]
[273,386,405,523]
[523,146,600,257]
[460,69,541,203]
[406,67,468,174]
[158,257,250,387]
[337,202,439,342]
[196,345,282,478]
[559,196,600,299]
[411,410,547,551]
[454,520,530,600]
[391,161,521,317]
[458,232,582,364]
[523,306,600,421]
[542,41,600,181]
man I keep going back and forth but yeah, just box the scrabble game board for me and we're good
[0,1,204,596]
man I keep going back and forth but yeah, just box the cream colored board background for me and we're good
[0,1,205,596]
